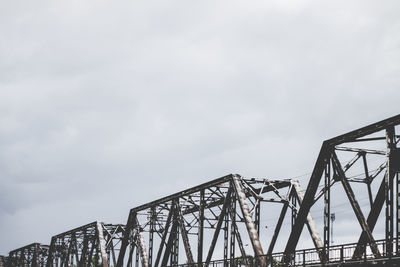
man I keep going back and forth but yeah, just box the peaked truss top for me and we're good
[284,114,400,263]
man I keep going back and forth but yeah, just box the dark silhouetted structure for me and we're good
[4,114,400,266]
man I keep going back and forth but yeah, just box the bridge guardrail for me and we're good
[174,238,398,266]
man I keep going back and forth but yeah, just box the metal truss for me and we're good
[116,174,322,267]
[0,256,6,267]
[4,114,400,267]
[7,243,49,267]
[46,221,130,267]
[283,114,400,264]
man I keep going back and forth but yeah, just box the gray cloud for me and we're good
[1,0,400,255]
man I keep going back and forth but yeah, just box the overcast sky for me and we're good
[1,0,400,256]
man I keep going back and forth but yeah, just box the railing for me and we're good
[173,238,400,266]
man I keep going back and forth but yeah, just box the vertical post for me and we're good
[161,206,178,267]
[397,171,400,256]
[255,203,261,238]
[323,157,331,263]
[205,187,232,265]
[96,222,109,267]
[386,126,395,257]
[223,201,229,267]
[340,245,344,262]
[173,226,179,265]
[117,212,136,267]
[135,246,140,267]
[169,203,180,267]
[46,237,56,267]
[198,189,205,265]
[291,196,297,230]
[391,131,400,255]
[34,244,39,267]
[149,207,155,267]
[127,244,134,267]
[230,190,236,265]
[79,235,89,267]
[361,153,374,208]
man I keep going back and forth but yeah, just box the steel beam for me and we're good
[161,211,178,267]
[283,143,331,261]
[205,187,232,265]
[137,231,149,267]
[353,174,386,259]
[284,115,400,260]
[232,175,266,267]
[154,207,174,267]
[96,222,109,267]
[332,152,380,257]
[198,189,205,264]
[267,201,289,256]
[292,180,324,251]
[386,126,396,257]
[177,205,195,264]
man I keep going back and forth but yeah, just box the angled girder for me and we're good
[232,175,266,267]
[284,114,400,263]
[291,181,323,251]
[331,151,380,257]
[352,174,386,259]
[205,186,232,265]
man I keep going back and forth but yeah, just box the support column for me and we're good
[229,190,236,265]
[96,222,109,267]
[223,203,229,267]
[232,175,266,267]
[161,208,178,267]
[117,213,136,267]
[154,206,174,267]
[292,181,324,250]
[386,127,395,257]
[291,193,297,230]
[205,187,232,265]
[137,230,149,267]
[148,207,155,267]
[323,157,331,262]
[255,203,261,238]
[198,189,205,264]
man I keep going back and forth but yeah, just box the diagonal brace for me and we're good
[332,152,381,258]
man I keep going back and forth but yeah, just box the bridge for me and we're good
[2,114,400,266]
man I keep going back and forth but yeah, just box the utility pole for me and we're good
[330,213,335,245]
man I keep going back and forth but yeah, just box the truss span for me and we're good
[3,114,400,266]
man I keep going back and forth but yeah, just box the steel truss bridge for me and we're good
[2,115,400,267]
